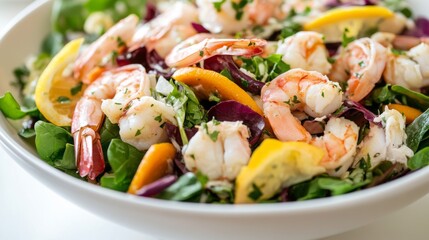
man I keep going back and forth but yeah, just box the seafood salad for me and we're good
[3,0,429,204]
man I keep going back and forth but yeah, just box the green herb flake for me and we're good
[341,28,356,48]
[154,114,163,123]
[213,0,226,12]
[70,82,83,96]
[248,183,262,201]
[135,129,141,136]
[57,96,71,104]
[116,36,126,47]
[391,48,406,56]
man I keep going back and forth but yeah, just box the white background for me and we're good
[1,1,429,240]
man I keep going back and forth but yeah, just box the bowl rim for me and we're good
[1,0,429,216]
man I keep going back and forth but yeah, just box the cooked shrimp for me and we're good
[371,32,429,50]
[118,96,177,151]
[196,0,284,35]
[73,15,139,84]
[329,38,387,102]
[183,120,251,181]
[72,64,150,180]
[383,50,424,91]
[311,117,359,177]
[262,69,358,176]
[354,107,414,168]
[165,34,266,68]
[129,1,198,57]
[261,69,343,142]
[276,31,332,75]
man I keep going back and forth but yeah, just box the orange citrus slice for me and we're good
[172,67,263,116]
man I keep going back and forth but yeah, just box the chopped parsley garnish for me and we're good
[231,0,253,20]
[154,114,162,123]
[284,95,301,106]
[202,122,220,142]
[116,36,126,47]
[341,28,356,48]
[358,61,366,68]
[248,183,262,201]
[135,129,141,136]
[56,96,71,104]
[70,82,83,96]
[199,50,204,57]
[213,0,226,12]
[391,48,406,56]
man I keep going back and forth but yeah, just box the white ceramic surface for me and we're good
[1,1,429,240]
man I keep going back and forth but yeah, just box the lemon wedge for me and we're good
[34,38,84,126]
[235,139,326,204]
[303,6,394,42]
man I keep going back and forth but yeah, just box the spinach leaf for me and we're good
[34,121,73,165]
[157,172,203,201]
[406,108,429,152]
[288,178,329,201]
[408,147,429,170]
[100,118,120,151]
[100,173,131,192]
[318,177,371,196]
[54,143,76,170]
[52,0,88,34]
[0,92,38,119]
[100,139,144,192]
[391,85,429,111]
[42,32,65,56]
[12,65,29,93]
[369,85,397,105]
[85,0,147,22]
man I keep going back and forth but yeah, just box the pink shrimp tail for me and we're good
[74,128,105,180]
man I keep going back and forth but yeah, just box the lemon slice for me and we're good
[235,139,326,204]
[303,6,394,42]
[35,38,84,126]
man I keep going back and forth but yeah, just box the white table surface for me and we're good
[1,1,429,240]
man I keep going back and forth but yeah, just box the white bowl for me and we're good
[1,1,429,239]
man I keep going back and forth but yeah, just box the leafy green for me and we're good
[280,22,302,39]
[100,173,131,192]
[408,147,429,170]
[34,121,73,164]
[231,0,253,20]
[366,84,429,112]
[12,66,29,93]
[391,85,429,111]
[289,164,373,200]
[157,172,203,201]
[52,0,88,34]
[100,118,120,151]
[41,32,65,56]
[100,139,144,192]
[382,0,413,18]
[52,0,147,35]
[159,80,206,145]
[406,108,429,152]
[54,143,76,170]
[85,0,147,22]
[241,54,290,82]
[0,92,37,119]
